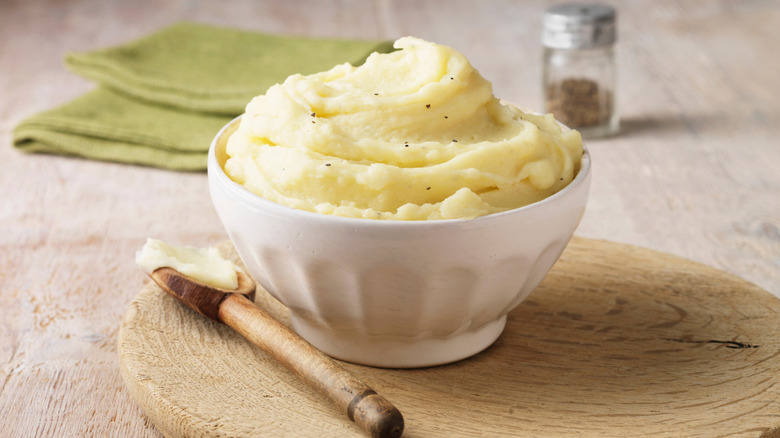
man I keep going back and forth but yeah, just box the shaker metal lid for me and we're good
[542,4,616,49]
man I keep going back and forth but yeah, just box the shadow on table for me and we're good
[607,111,745,139]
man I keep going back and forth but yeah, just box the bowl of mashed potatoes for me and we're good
[208,37,590,368]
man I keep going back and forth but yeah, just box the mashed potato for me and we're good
[224,37,583,220]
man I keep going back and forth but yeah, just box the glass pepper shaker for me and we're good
[542,4,618,138]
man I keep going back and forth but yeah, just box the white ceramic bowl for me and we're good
[208,118,591,368]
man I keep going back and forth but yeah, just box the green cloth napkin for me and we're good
[13,22,394,171]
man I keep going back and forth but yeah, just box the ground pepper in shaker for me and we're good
[542,4,618,138]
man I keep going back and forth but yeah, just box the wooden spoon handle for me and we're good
[218,293,404,438]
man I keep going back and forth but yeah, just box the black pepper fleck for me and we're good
[426,187,431,190]
[452,139,458,143]
[374,93,379,96]
[425,104,431,108]
[325,163,331,166]
[311,112,316,117]
[444,116,448,119]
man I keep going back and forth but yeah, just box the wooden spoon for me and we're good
[148,266,404,438]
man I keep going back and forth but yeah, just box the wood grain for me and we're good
[219,293,404,438]
[150,260,404,436]
[1,1,778,437]
[119,239,780,438]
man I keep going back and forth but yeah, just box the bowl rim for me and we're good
[208,116,591,228]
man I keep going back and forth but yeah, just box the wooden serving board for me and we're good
[118,237,780,438]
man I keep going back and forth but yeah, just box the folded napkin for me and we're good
[13,22,393,170]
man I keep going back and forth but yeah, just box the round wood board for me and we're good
[118,237,780,438]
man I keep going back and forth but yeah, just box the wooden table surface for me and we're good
[1,0,778,436]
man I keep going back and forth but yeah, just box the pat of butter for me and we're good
[135,239,239,290]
